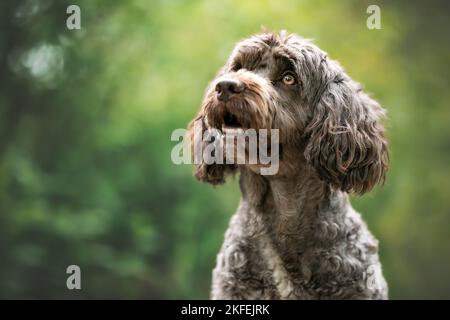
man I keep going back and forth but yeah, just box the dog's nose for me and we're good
[215,79,245,101]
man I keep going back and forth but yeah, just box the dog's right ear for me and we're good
[187,114,230,185]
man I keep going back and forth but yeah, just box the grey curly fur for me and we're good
[188,31,389,299]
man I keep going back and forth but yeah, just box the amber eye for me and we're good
[282,73,296,85]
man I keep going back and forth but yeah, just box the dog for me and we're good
[187,31,389,299]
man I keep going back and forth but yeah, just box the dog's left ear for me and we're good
[303,62,389,194]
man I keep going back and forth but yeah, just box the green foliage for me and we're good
[0,0,449,298]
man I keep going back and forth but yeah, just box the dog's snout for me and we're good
[215,79,245,101]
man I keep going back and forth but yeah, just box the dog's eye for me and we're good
[282,73,296,85]
[231,62,242,72]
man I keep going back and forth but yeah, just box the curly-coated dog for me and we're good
[187,31,389,299]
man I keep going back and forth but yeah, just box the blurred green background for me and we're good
[0,0,449,299]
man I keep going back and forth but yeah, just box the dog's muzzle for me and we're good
[205,71,274,132]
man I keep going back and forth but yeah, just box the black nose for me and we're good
[215,79,245,101]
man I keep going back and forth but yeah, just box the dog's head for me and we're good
[188,31,388,194]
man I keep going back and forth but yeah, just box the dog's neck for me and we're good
[239,151,350,252]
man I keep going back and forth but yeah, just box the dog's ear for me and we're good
[303,65,389,194]
[187,114,235,185]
